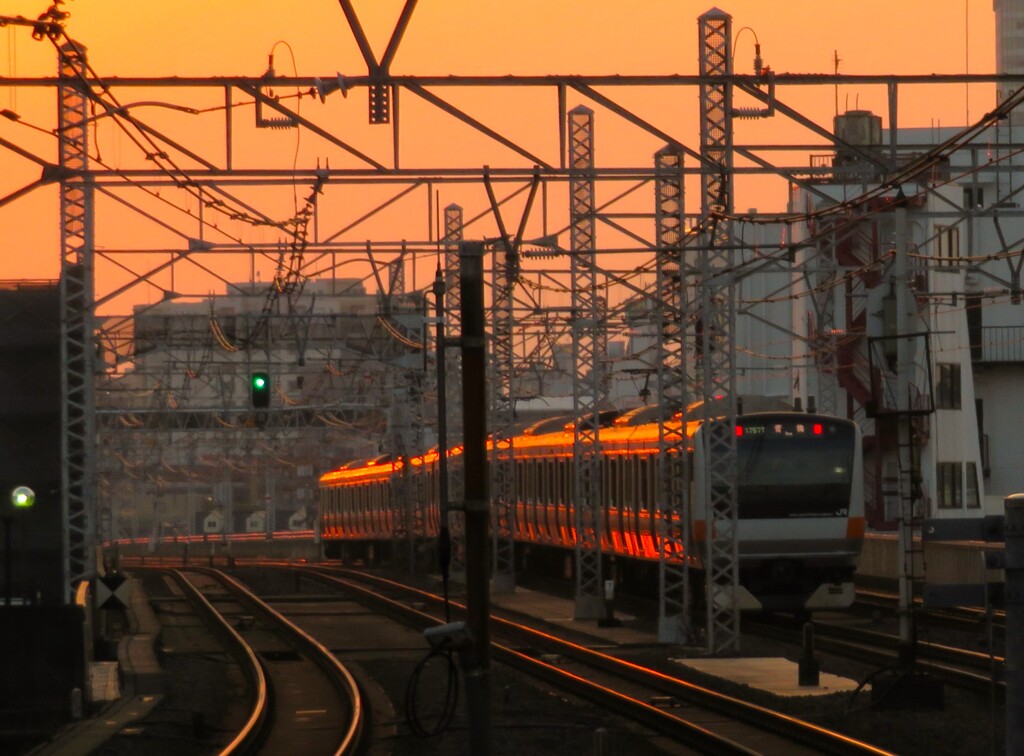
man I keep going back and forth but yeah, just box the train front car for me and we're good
[693,411,864,613]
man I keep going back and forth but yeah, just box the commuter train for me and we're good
[318,399,865,613]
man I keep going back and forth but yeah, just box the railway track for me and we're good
[855,587,1005,640]
[280,564,893,756]
[146,567,366,755]
[113,557,1003,753]
[744,611,1003,698]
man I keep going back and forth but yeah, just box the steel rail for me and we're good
[295,565,893,756]
[163,569,271,755]
[187,566,366,756]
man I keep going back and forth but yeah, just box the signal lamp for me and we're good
[251,372,271,409]
[11,486,35,508]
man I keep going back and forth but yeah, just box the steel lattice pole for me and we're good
[443,204,466,580]
[58,40,97,603]
[698,9,740,654]
[568,105,605,619]
[654,145,693,644]
[489,242,517,593]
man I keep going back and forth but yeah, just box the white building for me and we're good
[97,277,424,536]
[788,111,1024,524]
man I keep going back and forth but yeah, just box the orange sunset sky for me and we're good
[0,1,1001,310]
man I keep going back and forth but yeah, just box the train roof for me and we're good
[320,396,838,484]
[613,404,668,426]
[521,415,572,436]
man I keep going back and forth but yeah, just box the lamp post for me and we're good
[3,486,36,606]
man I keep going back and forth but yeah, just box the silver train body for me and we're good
[319,406,865,612]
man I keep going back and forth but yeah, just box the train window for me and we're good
[613,457,622,506]
[638,456,649,510]
[622,457,634,509]
[529,460,541,538]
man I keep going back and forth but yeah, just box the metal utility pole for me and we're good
[57,40,97,603]
[568,105,605,620]
[443,205,467,581]
[431,266,453,601]
[1006,494,1024,756]
[894,197,918,656]
[698,8,740,654]
[459,241,491,755]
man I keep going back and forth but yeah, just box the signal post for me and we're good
[459,241,491,755]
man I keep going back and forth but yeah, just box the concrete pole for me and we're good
[1005,494,1024,756]
[459,242,491,755]
[432,267,452,602]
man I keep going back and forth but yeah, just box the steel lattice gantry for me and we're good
[57,40,97,603]
[385,255,428,573]
[698,8,740,654]
[12,4,1015,628]
[568,105,605,619]
[654,145,693,644]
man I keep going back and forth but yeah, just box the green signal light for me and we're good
[11,486,35,508]
[250,372,271,409]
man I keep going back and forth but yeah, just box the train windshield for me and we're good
[735,417,855,519]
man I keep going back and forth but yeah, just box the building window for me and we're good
[963,186,984,208]
[936,363,962,409]
[935,225,960,266]
[966,295,983,362]
[966,463,980,509]
[937,462,962,509]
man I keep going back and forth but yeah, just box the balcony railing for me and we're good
[975,326,1024,364]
